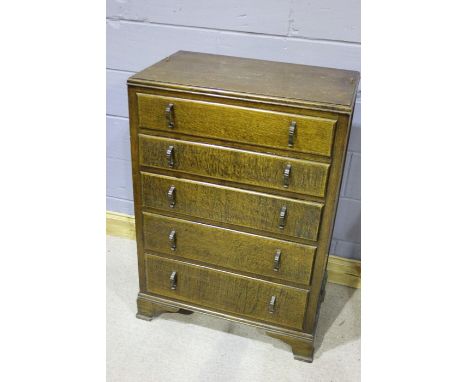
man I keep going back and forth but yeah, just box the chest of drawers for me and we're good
[128,51,359,362]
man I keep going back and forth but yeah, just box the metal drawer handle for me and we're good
[170,271,177,290]
[283,164,292,188]
[166,145,175,168]
[167,185,176,208]
[273,249,281,271]
[288,121,297,147]
[279,206,287,229]
[269,296,277,313]
[165,103,175,129]
[169,230,177,251]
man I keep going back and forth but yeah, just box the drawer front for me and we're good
[143,212,315,285]
[137,93,336,157]
[139,135,330,197]
[145,254,309,330]
[141,173,323,241]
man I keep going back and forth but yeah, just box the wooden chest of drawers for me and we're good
[128,51,359,362]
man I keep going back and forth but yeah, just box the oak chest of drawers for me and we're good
[128,51,359,362]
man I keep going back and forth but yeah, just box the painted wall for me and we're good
[106,0,361,260]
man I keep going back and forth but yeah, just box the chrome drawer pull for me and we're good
[283,164,292,188]
[279,206,287,229]
[169,230,177,251]
[273,249,282,271]
[170,271,177,290]
[167,186,176,208]
[166,145,175,168]
[269,296,277,313]
[165,103,175,129]
[288,121,297,147]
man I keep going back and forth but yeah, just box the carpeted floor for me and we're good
[107,236,360,382]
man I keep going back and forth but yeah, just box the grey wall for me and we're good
[106,0,361,260]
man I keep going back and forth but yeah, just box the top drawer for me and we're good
[137,94,337,157]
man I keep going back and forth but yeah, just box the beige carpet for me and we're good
[107,236,360,381]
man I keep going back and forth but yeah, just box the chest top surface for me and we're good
[128,51,360,111]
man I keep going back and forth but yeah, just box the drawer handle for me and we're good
[166,145,175,168]
[169,230,177,251]
[167,185,176,208]
[283,164,292,188]
[273,249,282,271]
[170,271,177,290]
[269,296,277,313]
[279,206,287,229]
[165,103,175,129]
[288,121,297,147]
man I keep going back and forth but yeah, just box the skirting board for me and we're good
[107,211,361,288]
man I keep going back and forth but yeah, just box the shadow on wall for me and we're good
[332,197,361,260]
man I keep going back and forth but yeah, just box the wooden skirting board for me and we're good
[106,211,361,289]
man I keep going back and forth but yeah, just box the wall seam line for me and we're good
[106,17,362,46]
[107,113,129,120]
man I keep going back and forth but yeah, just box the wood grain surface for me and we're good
[137,93,337,157]
[129,51,360,108]
[140,172,323,241]
[145,254,309,330]
[139,134,330,197]
[143,212,316,285]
